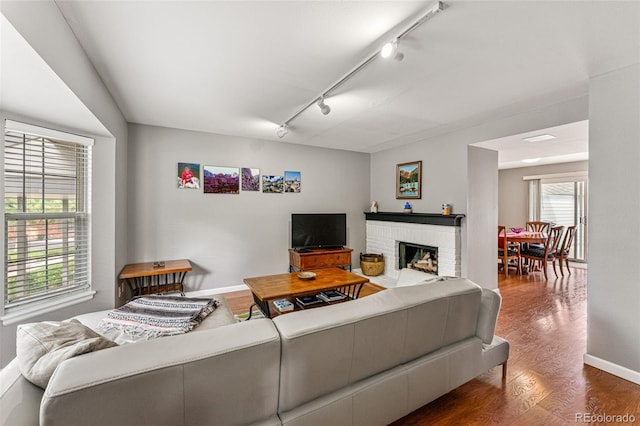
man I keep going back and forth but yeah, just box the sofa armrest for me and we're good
[476,289,501,344]
[0,358,43,426]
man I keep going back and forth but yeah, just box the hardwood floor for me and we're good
[222,268,640,425]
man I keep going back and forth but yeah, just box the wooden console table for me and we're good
[289,247,353,272]
[119,259,192,300]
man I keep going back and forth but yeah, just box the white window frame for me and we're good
[524,171,588,221]
[524,170,589,262]
[1,120,95,325]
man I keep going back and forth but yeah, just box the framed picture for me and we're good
[203,166,240,194]
[396,161,422,199]
[178,162,200,189]
[262,175,284,193]
[284,171,301,193]
[241,168,260,191]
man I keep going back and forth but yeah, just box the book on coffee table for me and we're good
[274,299,294,313]
[318,290,346,302]
[295,295,323,308]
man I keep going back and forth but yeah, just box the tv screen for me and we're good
[291,213,347,249]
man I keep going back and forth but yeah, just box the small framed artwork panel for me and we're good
[241,168,260,191]
[178,162,200,189]
[284,171,301,193]
[262,175,284,193]
[203,166,240,194]
[396,161,422,199]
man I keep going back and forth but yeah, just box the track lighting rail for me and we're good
[276,1,444,138]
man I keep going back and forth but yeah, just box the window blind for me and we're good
[4,124,92,308]
[540,182,576,227]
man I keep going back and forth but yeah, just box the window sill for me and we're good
[1,291,96,326]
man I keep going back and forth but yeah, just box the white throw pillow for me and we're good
[395,268,441,287]
[16,319,117,389]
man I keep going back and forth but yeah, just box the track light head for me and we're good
[381,39,404,61]
[276,124,289,138]
[317,98,331,115]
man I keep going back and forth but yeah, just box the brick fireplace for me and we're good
[398,242,438,274]
[364,212,463,278]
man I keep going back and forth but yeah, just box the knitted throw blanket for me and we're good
[98,295,219,339]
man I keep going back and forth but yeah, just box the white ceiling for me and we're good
[474,120,589,170]
[0,15,108,137]
[5,1,640,157]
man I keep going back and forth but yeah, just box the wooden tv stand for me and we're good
[289,247,353,272]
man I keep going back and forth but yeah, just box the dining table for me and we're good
[499,231,547,274]
[499,231,547,246]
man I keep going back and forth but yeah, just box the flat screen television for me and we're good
[291,213,347,250]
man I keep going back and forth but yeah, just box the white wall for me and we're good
[370,96,588,289]
[0,1,127,367]
[586,63,640,382]
[1,0,129,287]
[498,161,589,228]
[466,146,498,289]
[127,124,370,293]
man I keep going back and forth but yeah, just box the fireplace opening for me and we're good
[398,242,438,274]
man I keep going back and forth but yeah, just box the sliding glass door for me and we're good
[539,179,588,262]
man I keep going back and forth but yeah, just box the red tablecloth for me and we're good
[499,231,545,247]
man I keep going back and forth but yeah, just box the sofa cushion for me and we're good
[16,320,117,389]
[393,278,482,356]
[41,319,281,426]
[273,278,483,412]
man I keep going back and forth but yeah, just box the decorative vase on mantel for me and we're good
[403,202,412,214]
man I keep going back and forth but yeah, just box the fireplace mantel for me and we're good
[364,212,465,227]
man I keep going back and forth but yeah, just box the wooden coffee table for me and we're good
[243,267,369,318]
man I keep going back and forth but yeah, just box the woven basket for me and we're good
[360,253,384,276]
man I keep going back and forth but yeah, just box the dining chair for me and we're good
[554,225,577,276]
[525,221,551,233]
[520,225,563,280]
[524,221,551,251]
[498,225,520,277]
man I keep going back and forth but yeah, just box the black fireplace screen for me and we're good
[398,242,438,274]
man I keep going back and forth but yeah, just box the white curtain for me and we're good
[528,179,541,221]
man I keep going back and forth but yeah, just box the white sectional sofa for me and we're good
[1,278,508,426]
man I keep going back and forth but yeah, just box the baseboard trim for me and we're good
[185,284,249,297]
[584,354,640,385]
